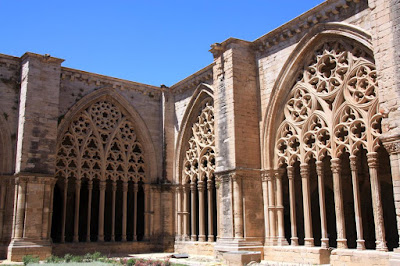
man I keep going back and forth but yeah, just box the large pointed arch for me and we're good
[174,83,214,184]
[57,87,158,182]
[262,22,373,169]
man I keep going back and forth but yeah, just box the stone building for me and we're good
[0,0,399,264]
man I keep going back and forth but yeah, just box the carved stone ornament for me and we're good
[56,100,146,183]
[275,40,382,167]
[182,98,215,184]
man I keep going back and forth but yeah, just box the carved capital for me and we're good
[99,180,107,190]
[88,180,93,190]
[382,139,400,155]
[261,169,274,182]
[190,182,196,191]
[300,163,309,178]
[331,158,341,174]
[287,165,295,180]
[183,183,190,192]
[275,168,285,180]
[133,183,139,192]
[316,161,324,177]
[349,155,357,171]
[122,181,128,192]
[367,152,379,169]
[75,179,81,189]
[207,179,213,189]
[197,181,205,191]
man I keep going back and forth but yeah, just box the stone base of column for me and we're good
[7,239,52,261]
[336,238,348,249]
[264,246,330,265]
[214,237,264,259]
[304,238,314,247]
[198,235,206,242]
[356,239,366,250]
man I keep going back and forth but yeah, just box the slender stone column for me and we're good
[176,186,182,240]
[122,180,128,241]
[267,170,277,245]
[215,177,222,240]
[14,178,27,239]
[275,170,287,245]
[98,180,106,242]
[207,179,214,242]
[61,178,68,243]
[286,166,298,246]
[190,181,197,241]
[73,179,81,242]
[300,163,314,247]
[111,180,117,242]
[316,161,329,248]
[144,183,150,240]
[86,180,93,242]
[261,172,270,245]
[232,173,244,239]
[47,179,56,239]
[133,183,138,241]
[349,155,366,250]
[331,158,347,249]
[198,181,206,241]
[367,152,388,251]
[183,183,190,240]
[0,182,7,240]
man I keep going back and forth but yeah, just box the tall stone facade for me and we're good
[0,0,400,264]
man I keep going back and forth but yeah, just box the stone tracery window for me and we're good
[52,100,149,243]
[267,39,398,250]
[178,98,217,242]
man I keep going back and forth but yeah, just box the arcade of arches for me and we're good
[0,0,400,264]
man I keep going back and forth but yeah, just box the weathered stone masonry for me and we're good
[1,0,400,264]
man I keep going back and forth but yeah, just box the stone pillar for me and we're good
[14,178,27,239]
[0,181,7,240]
[261,171,270,245]
[190,181,197,241]
[111,180,116,242]
[198,181,206,241]
[300,163,314,247]
[176,186,182,240]
[316,161,328,248]
[287,166,298,246]
[275,170,287,245]
[367,152,388,251]
[86,180,93,242]
[133,182,138,241]
[143,183,150,240]
[122,180,128,242]
[232,173,244,239]
[382,138,400,248]
[267,170,277,245]
[8,53,63,261]
[331,158,347,249]
[207,179,214,242]
[61,178,68,243]
[73,179,81,243]
[349,156,366,250]
[98,180,106,242]
[182,183,190,240]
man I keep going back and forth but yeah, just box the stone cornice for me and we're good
[0,53,20,70]
[21,52,65,64]
[61,67,163,98]
[209,38,252,58]
[170,64,214,94]
[253,0,364,52]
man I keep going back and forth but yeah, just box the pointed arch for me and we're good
[174,83,214,184]
[262,22,373,169]
[58,87,158,182]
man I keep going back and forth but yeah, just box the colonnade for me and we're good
[55,178,153,243]
[176,179,217,242]
[262,152,392,251]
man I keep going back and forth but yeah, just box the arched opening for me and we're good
[51,99,150,243]
[264,35,398,251]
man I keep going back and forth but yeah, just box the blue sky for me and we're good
[1,1,324,86]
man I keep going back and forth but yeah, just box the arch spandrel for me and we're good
[56,88,158,182]
[263,23,382,169]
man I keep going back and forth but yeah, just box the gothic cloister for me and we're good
[0,0,399,265]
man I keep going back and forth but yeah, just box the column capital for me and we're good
[331,158,341,174]
[122,180,128,192]
[99,180,107,190]
[88,179,93,189]
[316,161,324,176]
[300,163,309,178]
[75,179,81,188]
[112,180,117,191]
[229,172,241,182]
[133,182,139,192]
[190,181,197,191]
[197,180,205,191]
[274,168,285,180]
[261,169,274,182]
[207,179,213,189]
[367,152,379,168]
[349,155,357,171]
[381,136,400,155]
